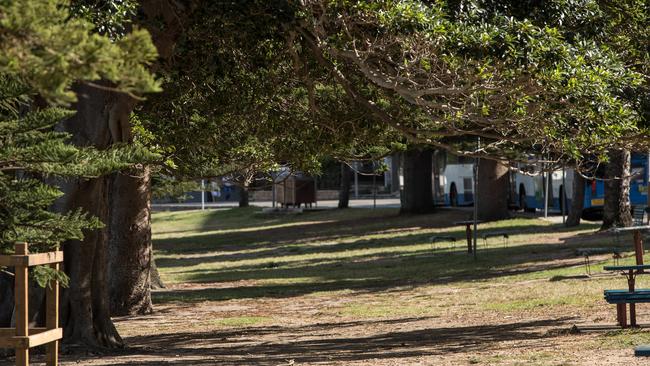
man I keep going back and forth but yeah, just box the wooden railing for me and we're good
[0,243,63,366]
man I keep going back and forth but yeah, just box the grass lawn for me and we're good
[66,207,650,365]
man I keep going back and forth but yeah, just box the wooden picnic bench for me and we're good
[603,264,650,328]
[429,236,456,253]
[600,225,650,329]
[635,345,650,357]
[576,248,621,274]
[481,231,509,249]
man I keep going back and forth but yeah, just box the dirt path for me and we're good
[42,280,650,365]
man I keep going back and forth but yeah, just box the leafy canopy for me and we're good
[0,0,159,285]
[290,0,648,169]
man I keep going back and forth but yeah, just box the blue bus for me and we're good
[581,153,649,219]
[509,153,649,218]
[434,152,648,218]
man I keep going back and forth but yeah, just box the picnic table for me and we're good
[453,220,483,254]
[600,225,650,328]
[603,264,650,327]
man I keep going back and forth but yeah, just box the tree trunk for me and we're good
[602,149,633,230]
[239,183,250,208]
[150,255,165,289]
[59,176,123,347]
[400,149,434,214]
[43,1,190,347]
[53,84,133,347]
[338,163,351,209]
[477,159,510,221]
[566,171,585,227]
[108,167,153,316]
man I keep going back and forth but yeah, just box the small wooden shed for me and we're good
[274,176,316,208]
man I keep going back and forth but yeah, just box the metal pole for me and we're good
[272,174,276,208]
[544,169,549,218]
[373,162,377,209]
[201,179,205,210]
[561,168,567,224]
[473,137,480,260]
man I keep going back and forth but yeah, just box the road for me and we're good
[152,198,402,211]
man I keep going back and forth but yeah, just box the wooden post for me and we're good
[46,262,59,366]
[634,230,644,265]
[0,243,63,365]
[629,269,637,327]
[617,303,627,327]
[14,243,29,366]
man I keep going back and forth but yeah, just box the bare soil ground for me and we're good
[6,207,650,365]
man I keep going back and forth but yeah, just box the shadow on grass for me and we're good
[153,240,618,303]
[154,208,473,255]
[152,207,614,303]
[64,317,575,365]
[155,219,601,267]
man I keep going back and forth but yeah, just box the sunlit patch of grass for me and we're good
[151,208,618,310]
[595,329,650,350]
[211,316,271,327]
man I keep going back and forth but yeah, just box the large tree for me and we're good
[108,1,648,327]
[477,159,511,221]
[0,0,159,347]
[338,163,352,209]
[602,149,633,229]
[400,148,434,214]
[291,0,648,172]
[31,0,648,347]
[106,0,399,320]
[566,172,586,227]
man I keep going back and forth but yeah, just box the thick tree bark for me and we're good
[150,256,165,289]
[566,171,585,227]
[400,149,434,214]
[58,177,122,347]
[38,0,190,347]
[54,84,126,348]
[238,182,250,207]
[338,163,351,209]
[108,167,153,316]
[602,149,633,230]
[476,159,510,221]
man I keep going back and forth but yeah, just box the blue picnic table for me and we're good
[603,264,650,327]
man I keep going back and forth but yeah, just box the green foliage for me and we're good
[136,2,400,184]
[151,177,200,202]
[294,0,649,169]
[0,0,160,104]
[70,0,138,38]
[0,0,159,286]
[33,264,70,288]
